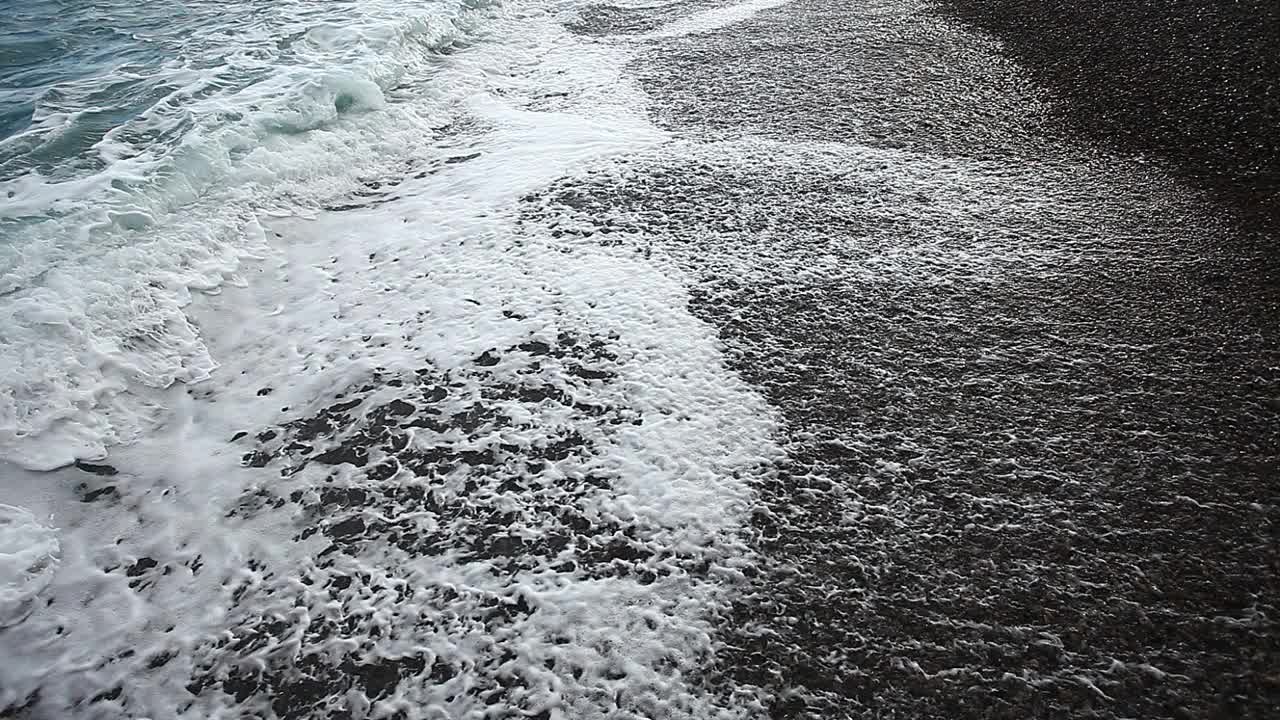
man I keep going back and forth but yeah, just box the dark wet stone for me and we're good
[568,364,612,381]
[88,687,121,704]
[443,152,481,164]
[125,557,158,577]
[242,450,273,468]
[366,461,399,482]
[518,340,552,355]
[78,485,118,503]
[328,398,364,414]
[1,690,41,717]
[384,399,415,416]
[74,460,118,476]
[346,654,426,699]
[429,660,456,683]
[327,516,366,539]
[312,445,368,467]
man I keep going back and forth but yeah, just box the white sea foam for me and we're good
[0,1,783,717]
[0,0,498,470]
[0,504,59,628]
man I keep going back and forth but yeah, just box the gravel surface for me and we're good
[548,0,1280,716]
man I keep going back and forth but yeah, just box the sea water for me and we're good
[1,0,497,470]
[0,0,789,717]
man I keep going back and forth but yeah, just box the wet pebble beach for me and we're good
[1,0,1276,718]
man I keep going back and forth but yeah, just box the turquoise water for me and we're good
[0,1,171,139]
[0,0,495,469]
[0,0,479,185]
[2,0,239,180]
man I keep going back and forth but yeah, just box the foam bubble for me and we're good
[0,504,59,628]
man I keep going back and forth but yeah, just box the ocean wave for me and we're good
[0,0,500,469]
